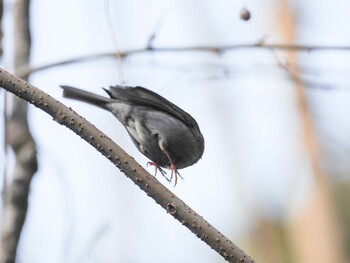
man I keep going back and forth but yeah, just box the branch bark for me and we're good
[0,68,255,263]
[0,0,38,262]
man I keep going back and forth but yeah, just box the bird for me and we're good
[60,85,205,186]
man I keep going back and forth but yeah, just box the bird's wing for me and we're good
[104,86,199,129]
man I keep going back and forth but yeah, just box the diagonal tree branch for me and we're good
[0,67,256,263]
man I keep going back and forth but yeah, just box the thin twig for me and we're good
[269,48,301,84]
[0,68,256,263]
[16,43,350,78]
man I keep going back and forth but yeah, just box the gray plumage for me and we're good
[61,85,204,184]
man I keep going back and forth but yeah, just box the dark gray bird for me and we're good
[60,85,204,185]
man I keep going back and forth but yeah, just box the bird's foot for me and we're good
[147,162,170,182]
[169,165,183,187]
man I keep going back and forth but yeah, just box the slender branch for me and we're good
[269,48,301,83]
[16,43,350,78]
[0,68,256,263]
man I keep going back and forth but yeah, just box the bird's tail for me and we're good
[60,85,111,110]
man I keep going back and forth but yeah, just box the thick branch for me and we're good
[0,0,37,262]
[0,68,255,263]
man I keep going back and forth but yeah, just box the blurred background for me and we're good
[1,0,350,262]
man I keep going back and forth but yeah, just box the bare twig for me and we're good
[16,43,350,78]
[267,49,335,90]
[0,0,37,262]
[145,9,165,48]
[269,48,301,83]
[0,68,255,263]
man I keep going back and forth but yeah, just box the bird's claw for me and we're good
[147,162,184,186]
[169,165,183,187]
[147,162,170,182]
